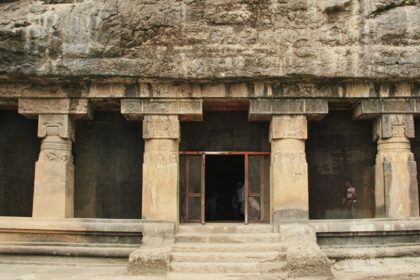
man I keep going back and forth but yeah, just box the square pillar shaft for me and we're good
[374,114,419,218]
[270,115,308,221]
[142,115,180,222]
[33,114,75,218]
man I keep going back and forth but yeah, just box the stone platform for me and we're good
[0,217,174,257]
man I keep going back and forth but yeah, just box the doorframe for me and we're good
[180,151,271,224]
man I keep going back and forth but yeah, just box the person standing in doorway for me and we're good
[237,182,244,218]
[345,180,357,218]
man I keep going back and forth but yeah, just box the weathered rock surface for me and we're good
[280,224,333,278]
[127,247,171,275]
[0,0,419,81]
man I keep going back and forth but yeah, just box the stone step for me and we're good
[170,251,286,262]
[173,242,287,252]
[177,224,273,234]
[170,261,287,273]
[0,243,136,258]
[175,233,281,243]
[167,272,289,280]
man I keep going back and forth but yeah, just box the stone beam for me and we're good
[353,100,420,120]
[18,98,92,119]
[249,99,328,121]
[121,99,203,121]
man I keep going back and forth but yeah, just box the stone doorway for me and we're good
[179,152,270,224]
[205,155,244,222]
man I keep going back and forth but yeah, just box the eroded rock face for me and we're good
[127,247,171,275]
[0,0,419,80]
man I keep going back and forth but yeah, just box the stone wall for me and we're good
[0,110,39,216]
[181,112,270,152]
[307,110,376,219]
[74,112,143,219]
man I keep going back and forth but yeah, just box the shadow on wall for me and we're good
[412,119,420,213]
[0,110,39,217]
[73,112,143,219]
[307,111,376,219]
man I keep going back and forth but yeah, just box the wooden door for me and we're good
[246,155,270,223]
[180,154,205,223]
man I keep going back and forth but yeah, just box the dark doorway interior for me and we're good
[205,155,244,222]
[0,110,39,217]
[307,110,376,219]
[74,112,143,219]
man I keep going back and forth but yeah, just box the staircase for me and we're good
[169,223,288,276]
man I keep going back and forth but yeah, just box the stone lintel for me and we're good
[18,98,91,119]
[249,99,328,121]
[121,99,203,121]
[353,100,420,120]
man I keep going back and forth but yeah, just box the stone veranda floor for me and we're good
[1,256,420,280]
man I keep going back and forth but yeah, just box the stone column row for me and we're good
[15,97,420,221]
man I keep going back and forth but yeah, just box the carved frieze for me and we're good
[144,151,178,165]
[41,151,73,162]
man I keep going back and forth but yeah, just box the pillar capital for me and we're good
[38,114,75,142]
[121,99,203,121]
[18,98,91,119]
[249,99,328,121]
[143,115,180,140]
[373,114,415,141]
[270,115,307,141]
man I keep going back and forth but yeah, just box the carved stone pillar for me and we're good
[374,114,419,218]
[121,99,202,223]
[18,98,91,218]
[33,114,75,218]
[142,115,180,222]
[270,115,309,221]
